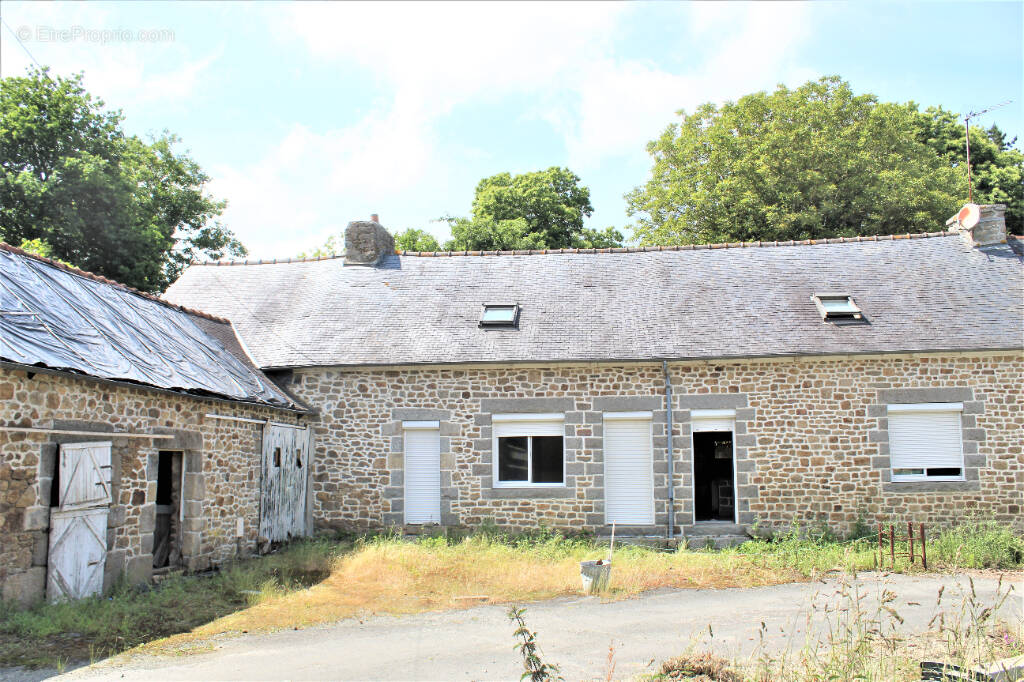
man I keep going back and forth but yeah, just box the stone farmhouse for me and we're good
[1,204,1021,604]
[163,204,1021,540]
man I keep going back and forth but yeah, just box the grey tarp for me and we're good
[0,247,297,408]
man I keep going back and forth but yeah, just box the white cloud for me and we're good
[1,2,219,113]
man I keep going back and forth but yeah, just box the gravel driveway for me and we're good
[14,571,1022,682]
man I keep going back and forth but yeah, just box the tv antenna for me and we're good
[964,100,1012,203]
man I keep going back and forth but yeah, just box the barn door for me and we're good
[47,508,108,602]
[47,442,112,602]
[260,425,309,543]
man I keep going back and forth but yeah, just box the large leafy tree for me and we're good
[444,167,623,250]
[1,68,244,292]
[913,107,1023,235]
[627,77,968,245]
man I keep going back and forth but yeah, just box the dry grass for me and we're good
[180,535,808,640]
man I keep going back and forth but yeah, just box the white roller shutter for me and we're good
[888,404,964,473]
[492,414,564,438]
[404,422,441,524]
[604,415,655,525]
[690,409,735,433]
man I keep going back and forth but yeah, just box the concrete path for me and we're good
[33,572,1024,681]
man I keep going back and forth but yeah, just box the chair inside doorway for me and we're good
[693,431,735,521]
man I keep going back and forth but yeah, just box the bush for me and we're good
[930,519,1024,569]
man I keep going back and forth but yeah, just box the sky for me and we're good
[1,1,1022,259]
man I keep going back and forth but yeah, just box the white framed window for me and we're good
[811,293,863,321]
[887,403,965,481]
[492,413,565,487]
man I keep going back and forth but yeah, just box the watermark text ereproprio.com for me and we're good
[16,25,175,44]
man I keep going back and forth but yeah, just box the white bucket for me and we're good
[580,560,611,594]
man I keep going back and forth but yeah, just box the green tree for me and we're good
[912,107,1023,234]
[394,227,440,252]
[1,68,244,291]
[627,77,966,245]
[444,167,624,250]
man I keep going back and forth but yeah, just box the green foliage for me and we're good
[0,538,340,668]
[0,68,244,292]
[913,106,1024,234]
[628,76,966,245]
[393,227,440,252]
[444,167,624,250]
[931,518,1024,569]
[508,605,563,682]
[297,234,343,259]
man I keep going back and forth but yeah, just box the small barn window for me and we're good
[480,304,519,327]
[273,447,282,468]
[812,294,863,321]
[295,447,303,469]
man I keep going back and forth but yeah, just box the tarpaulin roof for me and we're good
[0,244,301,410]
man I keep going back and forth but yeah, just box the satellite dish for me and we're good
[957,203,980,229]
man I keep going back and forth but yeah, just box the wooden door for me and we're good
[47,507,109,602]
[58,442,112,510]
[260,425,309,542]
[47,441,113,602]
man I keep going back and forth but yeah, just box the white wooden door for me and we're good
[47,442,112,602]
[604,415,655,525]
[47,507,109,602]
[404,422,441,524]
[59,441,112,509]
[260,425,310,542]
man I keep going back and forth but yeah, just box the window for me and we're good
[812,293,863,321]
[492,414,565,486]
[480,304,519,327]
[887,403,965,481]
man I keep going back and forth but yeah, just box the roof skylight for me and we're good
[812,294,863,321]
[480,304,519,327]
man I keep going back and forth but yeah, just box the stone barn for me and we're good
[1,243,312,605]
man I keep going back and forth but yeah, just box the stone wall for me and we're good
[0,367,304,605]
[290,351,1022,536]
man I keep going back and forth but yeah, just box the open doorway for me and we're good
[693,431,735,522]
[153,451,182,569]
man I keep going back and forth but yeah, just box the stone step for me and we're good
[684,534,749,550]
[686,522,747,537]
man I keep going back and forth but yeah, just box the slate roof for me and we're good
[163,232,1024,370]
[0,242,303,410]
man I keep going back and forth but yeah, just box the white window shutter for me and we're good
[492,415,564,438]
[604,417,655,525]
[888,409,963,470]
[690,410,736,433]
[404,426,441,524]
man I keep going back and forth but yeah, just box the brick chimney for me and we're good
[947,203,1007,247]
[344,215,395,266]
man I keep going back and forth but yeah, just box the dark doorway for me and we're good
[693,432,735,522]
[153,451,182,569]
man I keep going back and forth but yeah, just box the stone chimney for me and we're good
[344,216,395,266]
[946,203,1007,247]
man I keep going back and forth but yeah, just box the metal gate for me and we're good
[47,442,112,602]
[260,425,311,543]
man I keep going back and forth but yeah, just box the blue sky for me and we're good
[2,1,1021,259]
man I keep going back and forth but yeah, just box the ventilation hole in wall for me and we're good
[296,448,303,468]
[273,447,281,467]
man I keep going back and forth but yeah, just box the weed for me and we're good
[507,605,562,682]
[654,652,742,681]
